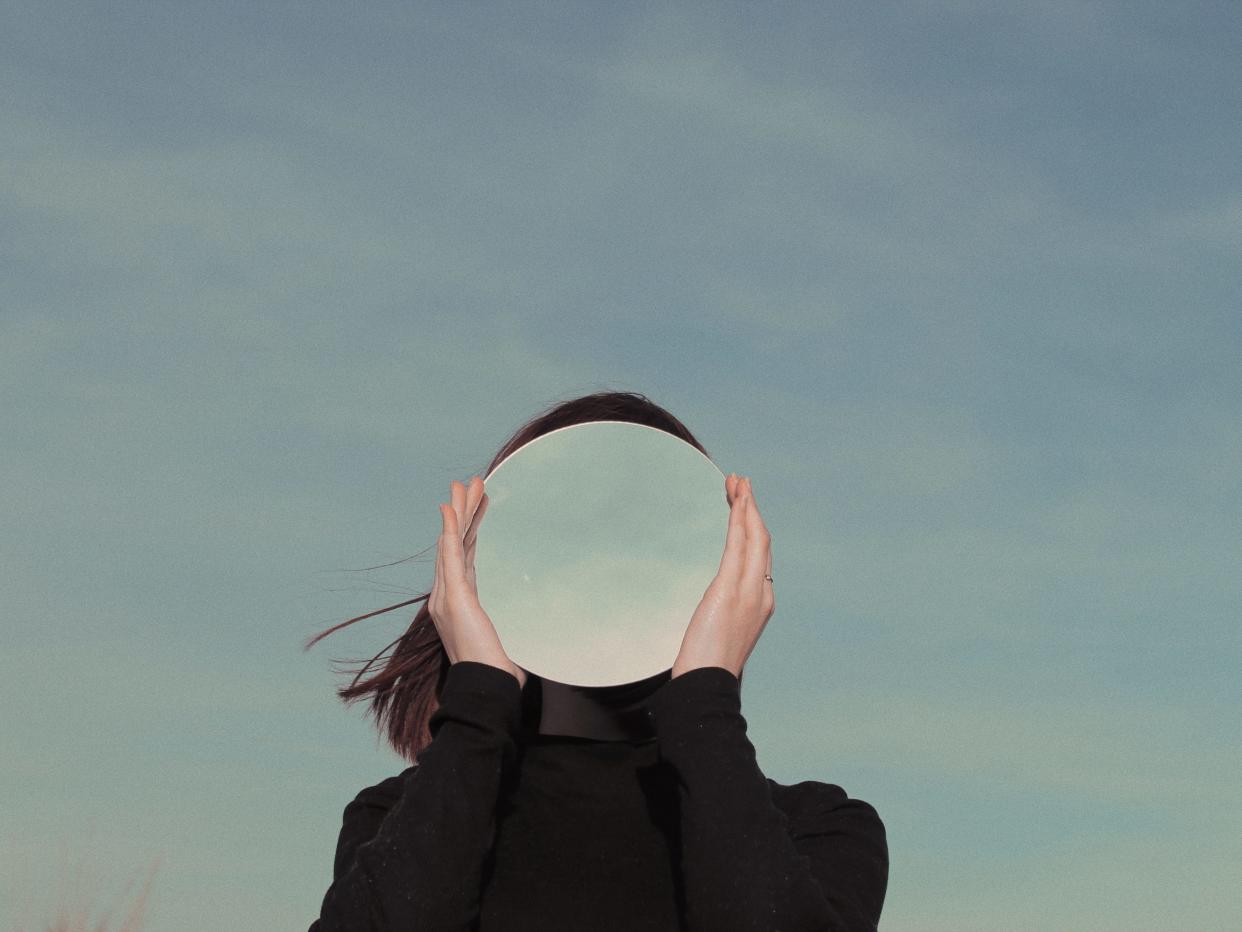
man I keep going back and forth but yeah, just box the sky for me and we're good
[2,2,1239,929]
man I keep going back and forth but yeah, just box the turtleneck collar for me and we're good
[520,667,672,744]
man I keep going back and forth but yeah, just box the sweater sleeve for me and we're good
[309,660,524,932]
[646,666,888,932]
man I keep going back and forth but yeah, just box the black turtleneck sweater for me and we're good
[309,661,888,931]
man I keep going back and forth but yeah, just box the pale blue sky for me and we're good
[2,3,1239,930]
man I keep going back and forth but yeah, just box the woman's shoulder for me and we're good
[766,776,885,834]
[346,764,419,811]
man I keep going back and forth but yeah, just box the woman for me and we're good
[307,391,888,931]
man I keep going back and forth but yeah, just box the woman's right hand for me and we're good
[429,475,528,690]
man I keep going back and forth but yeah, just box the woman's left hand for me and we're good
[671,474,775,680]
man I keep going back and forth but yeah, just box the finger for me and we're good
[743,480,774,612]
[464,477,486,543]
[717,475,749,583]
[742,479,770,597]
[465,492,487,557]
[432,503,447,609]
[450,479,466,538]
[763,537,776,615]
[465,475,484,531]
[441,500,466,586]
[744,477,771,539]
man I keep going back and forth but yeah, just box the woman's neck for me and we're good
[536,669,671,742]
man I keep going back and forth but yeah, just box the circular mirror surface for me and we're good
[474,420,727,687]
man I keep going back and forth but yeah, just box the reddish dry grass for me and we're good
[8,851,163,932]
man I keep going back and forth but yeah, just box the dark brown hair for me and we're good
[303,390,711,764]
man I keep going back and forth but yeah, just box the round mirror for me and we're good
[474,421,727,688]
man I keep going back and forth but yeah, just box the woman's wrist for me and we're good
[455,654,527,689]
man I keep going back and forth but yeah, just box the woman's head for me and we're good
[304,390,710,763]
